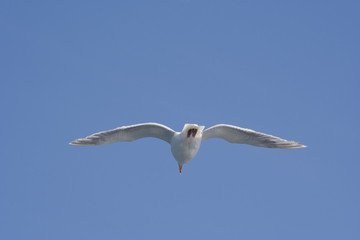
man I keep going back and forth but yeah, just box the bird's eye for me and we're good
[187,129,192,138]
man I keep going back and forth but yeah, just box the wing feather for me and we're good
[70,123,175,146]
[202,124,306,149]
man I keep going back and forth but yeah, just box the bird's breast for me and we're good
[170,134,202,164]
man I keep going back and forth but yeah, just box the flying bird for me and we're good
[70,123,306,173]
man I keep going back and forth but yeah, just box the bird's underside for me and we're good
[70,122,306,173]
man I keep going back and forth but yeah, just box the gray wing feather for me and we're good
[202,124,306,149]
[70,123,175,146]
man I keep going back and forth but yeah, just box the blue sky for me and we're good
[1,0,359,239]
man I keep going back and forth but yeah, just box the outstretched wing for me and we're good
[202,124,306,149]
[70,123,176,146]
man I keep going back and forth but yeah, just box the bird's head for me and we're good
[181,124,205,138]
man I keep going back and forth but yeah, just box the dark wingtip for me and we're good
[69,140,79,145]
[68,138,94,146]
[287,142,307,149]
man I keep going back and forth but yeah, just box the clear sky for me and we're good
[1,0,359,239]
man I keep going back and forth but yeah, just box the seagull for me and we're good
[70,123,306,173]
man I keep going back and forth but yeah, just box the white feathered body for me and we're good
[171,124,204,165]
